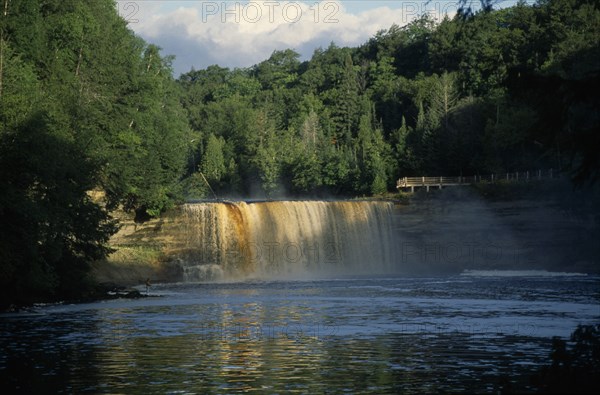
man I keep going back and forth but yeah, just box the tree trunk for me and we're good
[75,46,83,76]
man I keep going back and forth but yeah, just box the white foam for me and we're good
[461,269,587,277]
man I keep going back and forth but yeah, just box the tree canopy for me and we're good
[178,0,599,197]
[0,0,190,307]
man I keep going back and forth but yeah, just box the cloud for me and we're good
[118,1,453,76]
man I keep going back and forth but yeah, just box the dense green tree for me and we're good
[248,110,282,196]
[0,0,194,306]
[253,49,301,90]
[429,16,462,74]
[326,53,361,145]
[0,111,117,308]
[289,150,323,194]
[354,100,394,194]
[505,0,600,184]
[175,0,599,195]
[391,116,417,177]
[201,133,226,184]
[321,145,355,194]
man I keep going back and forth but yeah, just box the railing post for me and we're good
[422,176,425,186]
[439,176,443,190]
[506,173,509,181]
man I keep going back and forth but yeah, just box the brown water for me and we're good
[1,274,598,393]
[181,201,397,280]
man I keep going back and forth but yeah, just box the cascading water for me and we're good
[180,201,397,281]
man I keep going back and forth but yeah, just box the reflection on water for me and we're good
[1,276,599,393]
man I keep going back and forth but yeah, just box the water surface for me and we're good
[1,273,598,393]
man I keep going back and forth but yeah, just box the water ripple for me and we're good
[1,276,598,393]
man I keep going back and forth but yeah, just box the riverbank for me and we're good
[91,208,187,287]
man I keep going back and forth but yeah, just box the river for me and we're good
[1,271,598,393]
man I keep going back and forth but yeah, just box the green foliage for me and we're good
[176,0,599,197]
[253,49,301,90]
[201,134,226,184]
[0,0,189,307]
[290,152,323,194]
[0,112,117,307]
[354,102,394,195]
[253,143,281,197]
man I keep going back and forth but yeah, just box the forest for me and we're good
[0,0,598,307]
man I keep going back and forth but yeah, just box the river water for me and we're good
[1,271,598,393]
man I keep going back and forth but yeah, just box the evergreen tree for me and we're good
[201,134,226,185]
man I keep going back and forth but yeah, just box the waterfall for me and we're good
[180,201,397,281]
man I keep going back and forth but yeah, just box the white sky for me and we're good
[115,1,522,76]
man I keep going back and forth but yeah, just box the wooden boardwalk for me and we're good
[397,169,555,192]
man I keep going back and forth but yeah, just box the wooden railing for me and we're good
[397,169,555,191]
